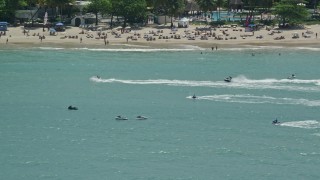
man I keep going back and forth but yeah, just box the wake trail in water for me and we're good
[279,120,320,129]
[90,75,320,92]
[186,94,320,107]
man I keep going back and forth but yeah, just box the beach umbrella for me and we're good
[56,22,64,26]
[44,12,48,25]
[115,26,122,30]
[49,28,56,33]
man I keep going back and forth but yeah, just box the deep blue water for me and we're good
[1,46,320,179]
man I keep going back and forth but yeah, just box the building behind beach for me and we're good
[0,22,8,31]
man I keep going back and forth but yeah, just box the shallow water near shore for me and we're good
[1,46,320,179]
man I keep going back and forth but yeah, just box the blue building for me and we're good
[0,22,8,31]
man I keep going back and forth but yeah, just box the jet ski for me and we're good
[136,115,148,120]
[272,119,280,125]
[224,76,232,82]
[115,115,128,120]
[192,94,197,99]
[68,105,78,110]
[287,74,296,80]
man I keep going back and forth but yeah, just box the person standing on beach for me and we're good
[80,37,82,43]
[316,33,318,39]
[6,38,8,44]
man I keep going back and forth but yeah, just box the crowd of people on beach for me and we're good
[1,23,319,48]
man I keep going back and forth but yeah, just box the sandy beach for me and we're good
[1,24,320,49]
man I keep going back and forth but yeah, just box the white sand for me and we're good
[1,24,320,49]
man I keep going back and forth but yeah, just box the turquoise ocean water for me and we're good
[1,46,320,179]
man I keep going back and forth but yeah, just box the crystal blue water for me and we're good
[204,11,241,21]
[211,11,240,21]
[1,46,320,179]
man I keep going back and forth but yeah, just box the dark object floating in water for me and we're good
[115,115,128,120]
[136,115,148,120]
[224,76,232,82]
[272,119,280,125]
[68,105,78,110]
[192,94,197,99]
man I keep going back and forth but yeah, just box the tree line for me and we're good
[0,0,318,27]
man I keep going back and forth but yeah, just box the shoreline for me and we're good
[1,24,320,50]
[2,41,320,51]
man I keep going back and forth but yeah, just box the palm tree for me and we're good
[46,0,74,21]
[166,0,185,28]
[196,0,215,14]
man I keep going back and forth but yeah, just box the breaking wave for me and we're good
[35,47,202,52]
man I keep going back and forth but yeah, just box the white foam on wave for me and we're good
[221,46,320,52]
[90,76,104,82]
[228,75,320,92]
[15,44,180,52]
[280,79,320,85]
[37,47,65,50]
[300,152,320,156]
[80,48,198,52]
[90,76,320,92]
[231,75,279,84]
[35,45,202,52]
[280,120,320,129]
[221,46,285,51]
[233,75,320,86]
[112,44,150,48]
[312,133,320,137]
[90,76,213,86]
[187,94,320,107]
[92,77,210,86]
[178,45,206,50]
[32,45,320,52]
[293,47,320,51]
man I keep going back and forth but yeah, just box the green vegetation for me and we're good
[274,0,309,27]
[87,0,111,25]
[113,0,147,28]
[0,0,319,28]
